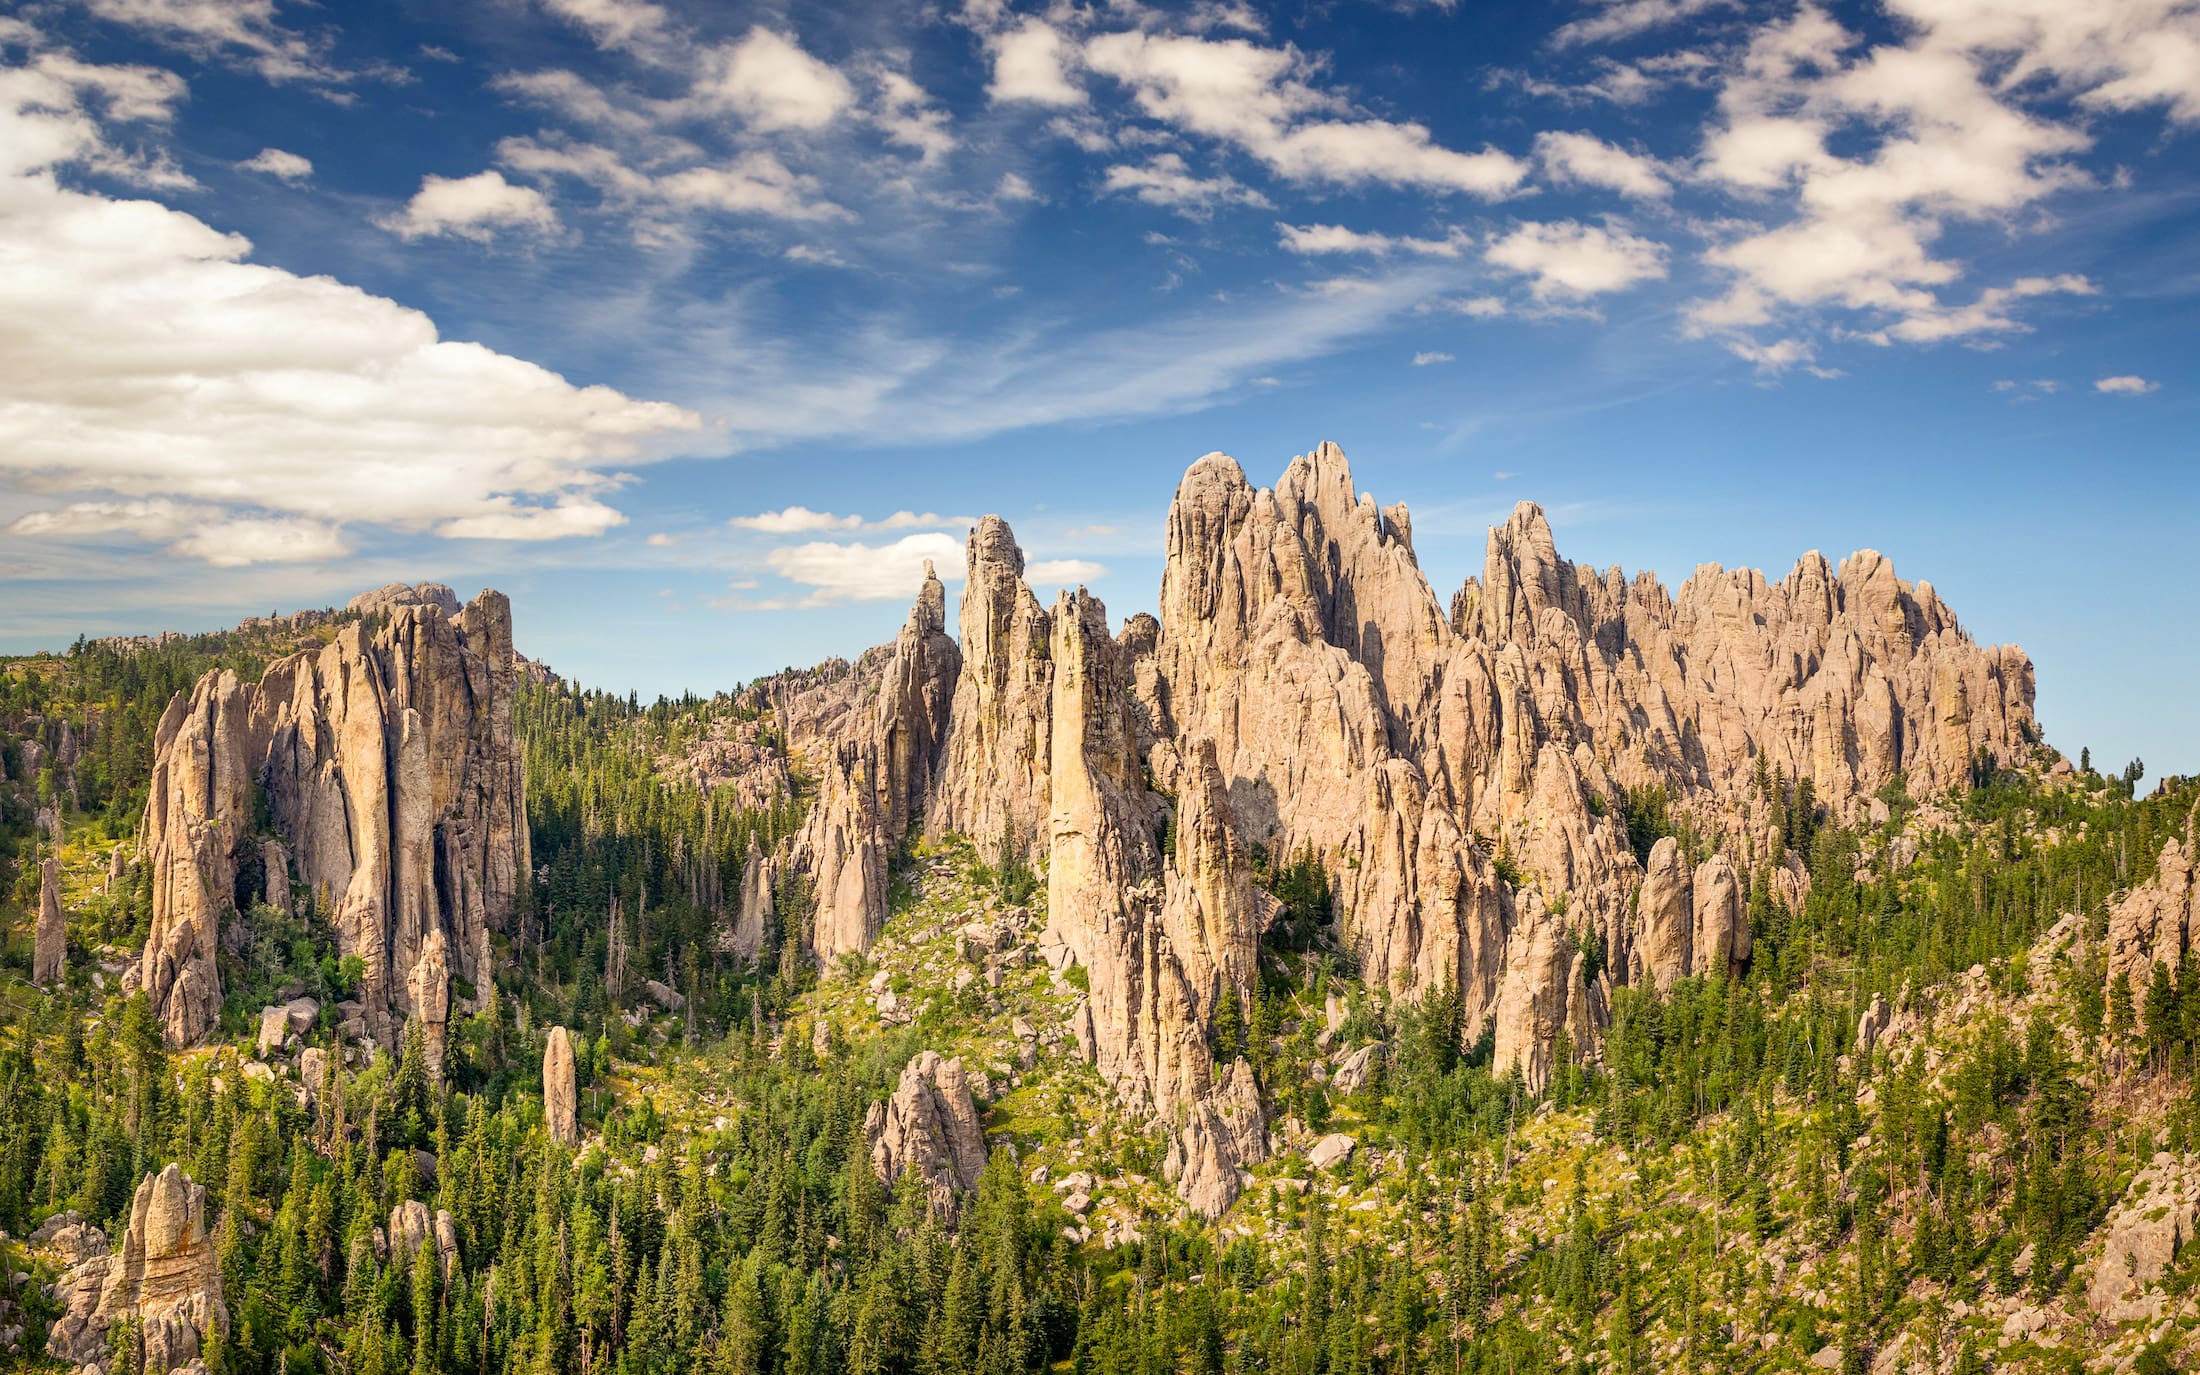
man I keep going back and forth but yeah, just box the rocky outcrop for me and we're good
[930,519,1054,859]
[49,1164,228,1373]
[34,855,63,986]
[544,1026,579,1147]
[407,926,452,1078]
[792,565,961,961]
[261,839,292,917]
[866,1051,988,1214]
[647,441,2034,1206]
[1125,443,2030,1086]
[138,588,528,1047]
[726,833,774,963]
[1634,838,1694,992]
[2104,834,2198,997]
[348,581,461,618]
[1045,589,1267,1216]
[388,1200,459,1281]
[2088,1155,2200,1320]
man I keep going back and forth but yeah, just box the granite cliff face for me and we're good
[137,585,527,1049]
[676,442,2036,1212]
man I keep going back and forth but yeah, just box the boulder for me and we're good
[1308,1134,1357,1171]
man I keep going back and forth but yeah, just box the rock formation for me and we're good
[2088,1155,2200,1320]
[726,833,774,963]
[48,1164,228,1373]
[930,519,1055,860]
[137,588,527,1047]
[2104,827,2199,997]
[544,1025,579,1147]
[866,1051,988,1214]
[789,564,960,961]
[34,854,63,986]
[388,1200,460,1281]
[652,441,2035,1210]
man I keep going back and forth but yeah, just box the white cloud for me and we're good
[1412,351,1455,365]
[377,170,560,243]
[695,27,855,131]
[236,146,311,181]
[1533,131,1669,199]
[989,18,1086,106]
[1423,294,1510,318]
[873,68,955,165]
[765,532,964,603]
[1485,220,1667,297]
[1552,0,1731,48]
[785,243,849,268]
[1102,153,1271,216]
[497,137,846,225]
[1276,222,1470,257]
[2096,375,2159,394]
[541,0,669,53]
[730,507,975,533]
[171,514,355,565]
[1025,558,1107,585]
[1686,0,2200,362]
[0,43,700,564]
[1083,30,1528,198]
[83,0,337,83]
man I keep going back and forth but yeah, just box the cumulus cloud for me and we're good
[236,146,312,181]
[5,499,353,566]
[1102,153,1271,216]
[0,41,700,564]
[764,532,964,603]
[1276,222,1470,257]
[1533,131,1669,198]
[1412,351,1455,365]
[694,27,855,131]
[2096,375,2159,394]
[1686,0,2200,365]
[377,170,560,242]
[1485,220,1667,297]
[989,18,1086,106]
[1083,30,1528,198]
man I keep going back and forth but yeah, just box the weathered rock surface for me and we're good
[50,1164,228,1373]
[544,1026,579,1147]
[34,855,64,986]
[866,1051,988,1214]
[2087,1154,2200,1320]
[726,833,774,963]
[138,588,527,1047]
[647,441,2035,1209]
[930,518,1054,859]
[2104,829,2199,998]
[791,564,961,961]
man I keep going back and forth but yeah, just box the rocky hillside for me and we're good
[17,444,2198,1375]
[672,443,2040,1216]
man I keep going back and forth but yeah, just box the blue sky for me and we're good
[0,0,2194,775]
